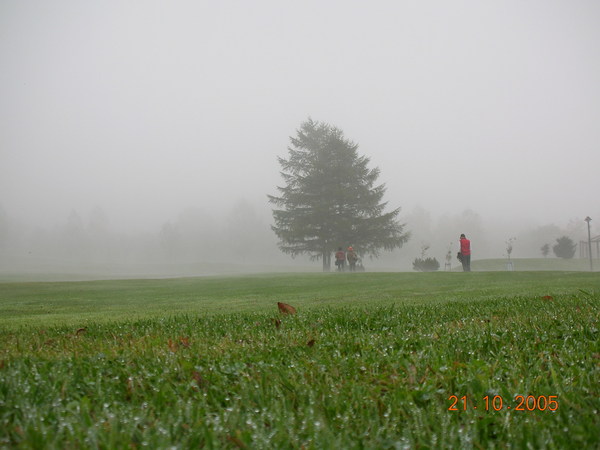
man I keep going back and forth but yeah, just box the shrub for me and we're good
[412,257,440,272]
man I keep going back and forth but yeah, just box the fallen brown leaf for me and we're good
[277,302,296,315]
[192,371,208,388]
[226,432,246,448]
[167,339,179,353]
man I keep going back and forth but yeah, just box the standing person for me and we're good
[346,246,358,271]
[335,247,346,271]
[459,234,471,272]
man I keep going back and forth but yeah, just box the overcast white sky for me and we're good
[1,0,599,233]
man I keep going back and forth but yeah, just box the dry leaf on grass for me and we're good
[192,371,208,388]
[167,339,178,353]
[277,302,296,314]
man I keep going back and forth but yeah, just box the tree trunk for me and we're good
[322,250,331,272]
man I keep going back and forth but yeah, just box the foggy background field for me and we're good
[1,1,599,276]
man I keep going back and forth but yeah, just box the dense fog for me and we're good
[1,1,599,277]
[0,200,595,277]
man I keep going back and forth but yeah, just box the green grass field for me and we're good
[1,272,599,448]
[471,258,597,272]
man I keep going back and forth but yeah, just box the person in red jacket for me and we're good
[335,247,346,271]
[459,234,471,272]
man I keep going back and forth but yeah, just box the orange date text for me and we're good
[448,395,559,412]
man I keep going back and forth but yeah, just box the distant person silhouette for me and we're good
[459,234,471,272]
[335,247,346,271]
[346,246,358,271]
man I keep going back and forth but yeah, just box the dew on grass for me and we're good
[396,436,413,450]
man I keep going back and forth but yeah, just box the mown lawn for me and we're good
[0,272,598,448]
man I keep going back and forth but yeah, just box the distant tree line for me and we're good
[0,202,290,270]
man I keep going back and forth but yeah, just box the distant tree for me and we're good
[225,199,273,262]
[0,205,8,252]
[505,237,516,261]
[553,236,576,259]
[62,210,89,260]
[175,208,218,260]
[540,243,550,258]
[159,221,180,261]
[268,118,409,271]
[88,206,109,235]
[88,206,111,261]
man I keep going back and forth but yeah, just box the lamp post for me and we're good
[585,216,593,271]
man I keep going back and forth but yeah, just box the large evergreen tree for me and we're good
[268,118,409,271]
